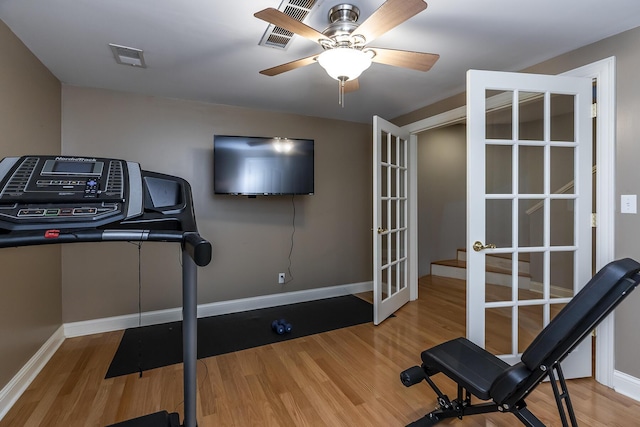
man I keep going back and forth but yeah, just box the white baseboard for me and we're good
[613,370,640,402]
[0,326,65,421]
[64,281,373,338]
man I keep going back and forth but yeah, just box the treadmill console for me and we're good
[0,155,143,230]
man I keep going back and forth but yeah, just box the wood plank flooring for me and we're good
[3,275,640,426]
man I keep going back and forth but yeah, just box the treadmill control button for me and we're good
[85,179,99,197]
[18,209,45,217]
[73,208,97,215]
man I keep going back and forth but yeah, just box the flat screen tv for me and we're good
[213,135,314,196]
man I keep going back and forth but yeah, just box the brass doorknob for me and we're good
[473,241,496,252]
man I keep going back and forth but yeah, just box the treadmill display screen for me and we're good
[41,158,103,176]
[52,161,95,174]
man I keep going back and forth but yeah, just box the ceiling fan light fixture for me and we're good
[317,48,372,81]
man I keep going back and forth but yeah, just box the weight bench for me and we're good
[400,258,640,427]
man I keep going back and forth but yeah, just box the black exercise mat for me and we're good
[106,294,373,378]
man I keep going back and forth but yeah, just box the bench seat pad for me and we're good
[421,337,509,400]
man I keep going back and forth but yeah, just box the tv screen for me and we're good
[214,135,314,196]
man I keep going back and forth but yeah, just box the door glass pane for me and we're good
[381,131,389,163]
[486,90,513,140]
[486,283,511,303]
[519,199,544,247]
[391,135,398,165]
[486,145,512,194]
[381,232,388,266]
[550,199,575,246]
[518,145,544,194]
[520,252,543,300]
[390,264,398,296]
[399,229,406,259]
[381,165,388,198]
[550,251,575,298]
[486,252,513,303]
[382,198,389,234]
[398,200,406,229]
[519,305,543,353]
[551,94,575,142]
[486,307,512,355]
[399,168,406,198]
[486,199,512,247]
[382,267,390,300]
[398,137,406,167]
[398,259,407,291]
[390,231,397,263]
[551,146,575,194]
[518,92,544,141]
[391,166,398,198]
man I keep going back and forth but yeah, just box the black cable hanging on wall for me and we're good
[286,194,296,284]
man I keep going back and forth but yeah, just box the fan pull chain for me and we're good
[338,77,346,107]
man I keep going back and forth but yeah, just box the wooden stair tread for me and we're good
[457,248,531,262]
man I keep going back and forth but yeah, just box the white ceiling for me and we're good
[1,0,640,124]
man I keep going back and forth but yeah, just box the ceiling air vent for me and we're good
[259,0,318,50]
[109,43,147,68]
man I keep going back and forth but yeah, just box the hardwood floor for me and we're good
[3,275,640,426]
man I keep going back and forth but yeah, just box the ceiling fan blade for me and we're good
[370,47,439,72]
[344,79,359,93]
[353,0,427,44]
[259,54,319,76]
[255,8,331,44]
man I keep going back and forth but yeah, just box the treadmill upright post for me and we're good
[182,250,198,427]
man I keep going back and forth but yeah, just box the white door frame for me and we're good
[403,57,616,386]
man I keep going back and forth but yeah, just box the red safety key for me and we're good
[44,229,60,238]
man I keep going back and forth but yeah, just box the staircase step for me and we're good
[431,259,531,288]
[457,249,530,274]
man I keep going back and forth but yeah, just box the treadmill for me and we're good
[0,155,211,427]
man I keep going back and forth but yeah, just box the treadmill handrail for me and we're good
[0,228,212,266]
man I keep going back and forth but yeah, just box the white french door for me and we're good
[372,116,413,325]
[467,70,593,377]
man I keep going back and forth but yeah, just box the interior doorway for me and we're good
[405,56,615,385]
[416,123,466,279]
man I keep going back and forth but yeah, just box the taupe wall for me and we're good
[395,26,640,378]
[61,86,372,322]
[0,21,61,389]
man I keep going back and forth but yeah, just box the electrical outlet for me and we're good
[278,273,285,284]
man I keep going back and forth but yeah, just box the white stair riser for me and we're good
[457,250,530,274]
[431,264,466,281]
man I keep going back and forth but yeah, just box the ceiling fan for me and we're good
[254,0,440,106]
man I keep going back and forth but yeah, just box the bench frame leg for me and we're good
[406,362,580,427]
[547,362,579,427]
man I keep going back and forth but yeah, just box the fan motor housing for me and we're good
[328,4,359,23]
[323,4,363,46]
